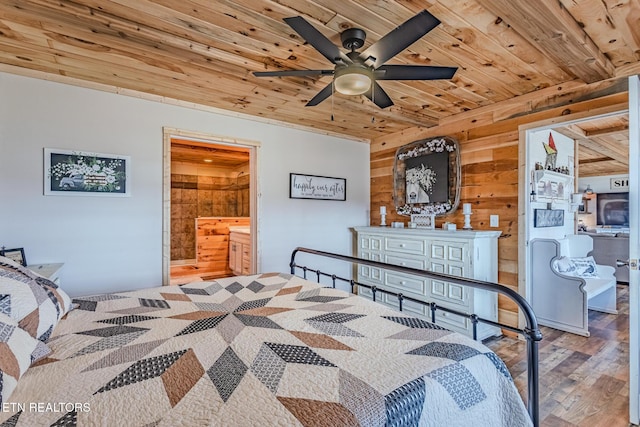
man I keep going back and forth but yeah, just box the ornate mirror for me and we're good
[393,136,461,216]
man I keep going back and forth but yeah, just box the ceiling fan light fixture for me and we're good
[334,67,372,95]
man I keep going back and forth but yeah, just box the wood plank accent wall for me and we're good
[370,88,628,329]
[196,217,251,277]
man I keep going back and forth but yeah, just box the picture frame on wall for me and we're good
[533,209,565,228]
[0,247,27,266]
[44,148,131,197]
[289,173,346,201]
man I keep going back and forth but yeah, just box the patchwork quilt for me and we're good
[1,273,532,426]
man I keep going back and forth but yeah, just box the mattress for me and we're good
[1,273,532,426]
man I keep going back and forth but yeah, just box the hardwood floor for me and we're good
[485,284,630,426]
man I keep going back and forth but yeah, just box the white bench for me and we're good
[530,234,617,337]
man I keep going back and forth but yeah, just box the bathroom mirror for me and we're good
[393,136,461,217]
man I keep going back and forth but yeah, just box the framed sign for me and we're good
[533,209,565,228]
[44,148,131,196]
[289,173,346,201]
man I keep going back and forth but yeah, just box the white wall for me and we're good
[0,73,370,296]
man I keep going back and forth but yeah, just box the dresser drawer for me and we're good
[384,293,428,318]
[433,310,468,334]
[384,237,426,256]
[384,271,427,296]
[384,254,426,269]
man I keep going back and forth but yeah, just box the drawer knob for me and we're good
[400,281,406,285]
[442,312,449,317]
[401,262,406,266]
[399,243,406,248]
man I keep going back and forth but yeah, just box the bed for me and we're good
[0,248,540,426]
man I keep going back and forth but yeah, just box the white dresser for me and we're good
[353,227,501,340]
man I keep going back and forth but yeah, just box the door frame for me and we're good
[628,74,639,425]
[517,103,628,310]
[161,127,260,285]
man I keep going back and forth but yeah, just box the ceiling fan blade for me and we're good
[306,83,333,106]
[365,82,394,109]
[253,69,333,77]
[360,10,441,68]
[284,16,351,65]
[375,65,457,80]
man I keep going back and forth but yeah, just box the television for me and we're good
[596,192,629,226]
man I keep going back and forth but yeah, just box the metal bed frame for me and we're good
[290,247,543,427]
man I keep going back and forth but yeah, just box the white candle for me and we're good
[463,203,472,214]
[380,206,387,215]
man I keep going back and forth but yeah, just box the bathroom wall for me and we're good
[170,162,249,261]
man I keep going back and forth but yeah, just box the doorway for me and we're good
[162,128,259,285]
[517,100,634,422]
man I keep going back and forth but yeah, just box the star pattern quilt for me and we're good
[1,273,531,426]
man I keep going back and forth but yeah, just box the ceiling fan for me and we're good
[253,10,457,109]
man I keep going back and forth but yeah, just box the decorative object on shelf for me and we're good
[584,185,594,195]
[533,208,565,227]
[393,136,460,217]
[379,205,387,227]
[410,213,435,229]
[442,222,457,231]
[569,193,583,213]
[462,203,473,230]
[44,148,131,197]
[0,247,27,266]
[542,132,558,170]
[289,173,346,201]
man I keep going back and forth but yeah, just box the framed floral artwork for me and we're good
[393,136,461,217]
[44,148,131,196]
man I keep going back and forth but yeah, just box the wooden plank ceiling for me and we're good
[0,0,638,172]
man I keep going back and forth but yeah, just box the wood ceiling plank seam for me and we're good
[433,0,573,82]
[0,40,308,111]
[428,2,568,89]
[131,0,341,69]
[475,0,615,82]
[585,124,630,137]
[23,0,323,69]
[0,1,285,73]
[600,0,640,61]
[577,139,628,163]
[0,30,313,103]
[559,0,639,67]
[0,9,339,103]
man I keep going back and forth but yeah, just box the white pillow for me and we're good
[554,256,576,274]
[0,256,73,342]
[569,256,599,278]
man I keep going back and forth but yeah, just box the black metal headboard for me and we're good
[289,246,542,427]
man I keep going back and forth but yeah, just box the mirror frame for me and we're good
[393,136,461,217]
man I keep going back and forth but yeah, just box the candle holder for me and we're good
[462,203,472,230]
[380,213,387,227]
[463,213,472,230]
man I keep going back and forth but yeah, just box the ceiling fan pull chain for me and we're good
[371,86,375,123]
[331,81,335,121]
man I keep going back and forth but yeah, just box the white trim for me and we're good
[628,75,640,425]
[161,127,260,285]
